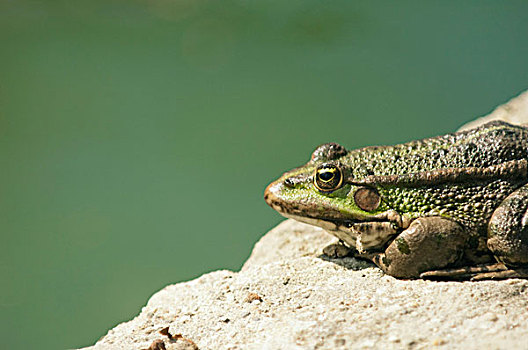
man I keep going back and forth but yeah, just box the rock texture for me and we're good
[82,90,528,350]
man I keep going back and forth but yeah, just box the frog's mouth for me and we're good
[265,181,406,251]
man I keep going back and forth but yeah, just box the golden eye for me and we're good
[314,164,343,192]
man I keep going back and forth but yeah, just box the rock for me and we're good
[241,220,336,270]
[83,256,528,350]
[81,90,528,350]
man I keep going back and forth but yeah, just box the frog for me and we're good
[264,121,528,280]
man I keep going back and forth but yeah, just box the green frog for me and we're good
[265,121,528,280]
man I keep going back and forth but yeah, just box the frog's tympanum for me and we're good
[265,121,528,280]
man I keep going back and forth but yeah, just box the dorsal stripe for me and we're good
[349,159,527,187]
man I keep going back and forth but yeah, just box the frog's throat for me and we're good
[281,211,409,252]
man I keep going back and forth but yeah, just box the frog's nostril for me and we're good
[284,178,294,188]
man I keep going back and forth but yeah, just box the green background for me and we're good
[1,1,527,349]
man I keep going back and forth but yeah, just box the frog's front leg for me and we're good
[356,217,468,279]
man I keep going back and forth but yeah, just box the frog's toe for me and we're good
[470,267,528,280]
[322,242,353,258]
[419,263,510,280]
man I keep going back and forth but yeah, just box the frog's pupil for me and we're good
[320,171,334,181]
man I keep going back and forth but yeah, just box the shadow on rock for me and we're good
[318,254,376,271]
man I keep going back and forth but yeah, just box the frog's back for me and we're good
[344,121,528,177]
[444,120,528,168]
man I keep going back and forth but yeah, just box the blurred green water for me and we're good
[1,1,527,348]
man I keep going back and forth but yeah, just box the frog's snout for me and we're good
[265,178,295,213]
[264,180,281,209]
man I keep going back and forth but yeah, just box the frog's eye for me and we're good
[314,164,343,192]
[354,187,381,212]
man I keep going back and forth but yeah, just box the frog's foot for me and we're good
[420,263,528,281]
[322,241,353,258]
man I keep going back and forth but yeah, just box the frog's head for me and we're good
[265,143,406,251]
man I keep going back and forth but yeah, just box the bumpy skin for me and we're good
[265,121,528,280]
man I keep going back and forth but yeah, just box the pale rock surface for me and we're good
[241,219,336,270]
[81,90,528,350]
